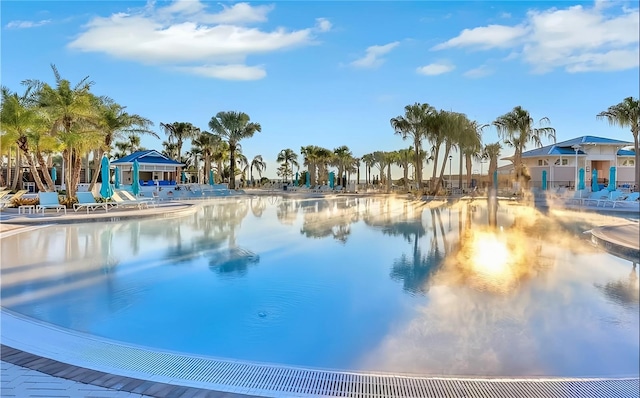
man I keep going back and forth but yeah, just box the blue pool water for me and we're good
[1,196,638,377]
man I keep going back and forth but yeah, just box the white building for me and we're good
[520,136,635,190]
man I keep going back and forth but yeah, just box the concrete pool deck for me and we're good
[1,197,639,397]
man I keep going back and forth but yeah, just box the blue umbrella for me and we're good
[50,167,57,184]
[132,160,140,196]
[114,166,120,189]
[591,169,599,192]
[209,170,214,186]
[181,171,186,184]
[294,172,299,187]
[608,166,616,191]
[329,172,335,188]
[541,170,547,191]
[305,171,310,188]
[578,168,585,190]
[100,156,113,199]
[492,170,498,190]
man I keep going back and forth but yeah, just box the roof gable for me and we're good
[522,135,633,158]
[112,150,183,165]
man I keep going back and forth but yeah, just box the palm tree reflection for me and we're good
[595,263,639,308]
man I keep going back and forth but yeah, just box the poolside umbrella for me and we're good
[50,167,57,184]
[592,169,599,192]
[329,172,335,188]
[608,166,616,192]
[578,168,585,190]
[305,171,310,188]
[181,171,186,184]
[114,166,120,189]
[294,172,299,186]
[209,170,214,186]
[492,170,498,190]
[541,170,547,191]
[132,160,140,196]
[100,155,113,199]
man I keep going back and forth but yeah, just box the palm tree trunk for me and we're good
[36,150,56,191]
[458,154,463,190]
[386,163,392,192]
[633,128,639,190]
[465,154,473,189]
[436,144,452,194]
[12,150,23,191]
[403,165,409,189]
[229,144,236,189]
[88,149,104,192]
[413,140,422,189]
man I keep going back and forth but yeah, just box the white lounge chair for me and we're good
[605,192,640,208]
[36,192,66,215]
[120,190,157,207]
[73,192,111,213]
[581,189,610,206]
[111,191,149,209]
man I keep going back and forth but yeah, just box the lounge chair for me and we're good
[0,190,27,209]
[73,192,111,213]
[36,192,67,215]
[604,192,640,208]
[111,191,149,209]
[581,189,610,206]
[119,190,157,207]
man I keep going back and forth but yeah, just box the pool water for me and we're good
[1,196,638,377]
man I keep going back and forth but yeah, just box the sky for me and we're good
[2,0,639,179]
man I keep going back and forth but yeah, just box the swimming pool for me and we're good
[1,196,638,378]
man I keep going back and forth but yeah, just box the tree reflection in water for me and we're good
[299,197,359,243]
[595,263,639,308]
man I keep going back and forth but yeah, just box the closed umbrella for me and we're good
[209,170,214,186]
[294,172,299,187]
[541,170,547,191]
[100,156,113,199]
[305,171,310,188]
[578,168,585,190]
[51,167,57,185]
[592,169,599,192]
[132,160,140,196]
[329,172,335,188]
[114,166,120,189]
[608,167,616,192]
[181,171,187,184]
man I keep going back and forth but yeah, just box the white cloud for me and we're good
[416,63,455,76]
[350,42,400,68]
[67,1,329,80]
[175,64,266,80]
[432,24,528,50]
[315,18,332,32]
[5,19,51,29]
[500,12,512,19]
[432,1,639,74]
[463,65,493,78]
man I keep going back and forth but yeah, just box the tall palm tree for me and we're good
[390,102,437,189]
[361,153,375,185]
[395,147,414,189]
[89,100,156,191]
[493,106,555,187]
[597,97,639,188]
[483,142,502,188]
[27,64,102,198]
[434,111,466,194]
[250,155,267,185]
[160,122,199,166]
[192,131,222,185]
[460,120,486,190]
[276,148,298,183]
[333,145,352,186]
[300,145,322,186]
[208,111,261,189]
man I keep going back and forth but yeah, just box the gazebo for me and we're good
[111,150,184,187]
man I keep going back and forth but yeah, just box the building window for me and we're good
[561,159,568,165]
[622,159,635,166]
[538,159,549,166]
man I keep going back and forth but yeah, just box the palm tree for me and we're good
[483,142,502,189]
[192,132,222,185]
[249,155,267,185]
[300,145,323,186]
[89,100,156,191]
[160,122,199,166]
[276,149,298,183]
[434,111,466,194]
[27,64,102,198]
[333,145,352,186]
[395,147,415,189]
[597,97,639,188]
[208,111,261,189]
[493,106,555,188]
[0,86,50,191]
[460,120,486,190]
[390,103,437,189]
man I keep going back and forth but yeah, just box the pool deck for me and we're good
[1,197,639,398]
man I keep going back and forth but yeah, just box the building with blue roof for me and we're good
[518,135,635,190]
[111,150,184,187]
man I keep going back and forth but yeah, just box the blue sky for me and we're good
[2,0,638,179]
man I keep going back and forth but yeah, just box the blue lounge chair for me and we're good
[73,192,111,213]
[36,192,66,215]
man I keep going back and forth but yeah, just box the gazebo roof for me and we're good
[112,150,183,166]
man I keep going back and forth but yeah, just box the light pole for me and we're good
[572,144,581,190]
[448,155,452,193]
